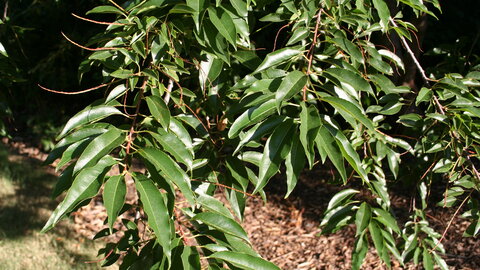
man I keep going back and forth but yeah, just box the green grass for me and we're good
[0,143,111,270]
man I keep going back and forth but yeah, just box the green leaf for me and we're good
[355,202,371,236]
[316,126,347,183]
[416,87,432,105]
[253,47,303,74]
[225,157,250,191]
[146,95,171,131]
[372,0,390,31]
[57,106,123,139]
[373,208,400,234]
[134,174,172,264]
[106,84,128,104]
[42,156,116,232]
[111,69,134,79]
[300,102,321,168]
[138,147,195,205]
[274,71,307,112]
[56,138,91,170]
[228,99,276,138]
[73,127,125,174]
[325,124,369,183]
[169,118,194,155]
[323,68,374,98]
[351,232,368,270]
[285,132,305,197]
[196,194,234,219]
[330,38,364,64]
[255,120,295,193]
[103,175,126,232]
[51,164,74,198]
[194,212,249,242]
[86,5,125,15]
[233,116,286,155]
[326,189,358,212]
[209,251,280,270]
[322,97,374,130]
[208,7,237,47]
[151,132,194,171]
[422,248,434,270]
[368,221,384,257]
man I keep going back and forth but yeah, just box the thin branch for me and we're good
[430,191,472,253]
[273,22,291,51]
[61,32,124,51]
[71,13,127,26]
[84,248,114,264]
[107,0,128,14]
[304,9,323,101]
[389,18,430,87]
[38,83,109,95]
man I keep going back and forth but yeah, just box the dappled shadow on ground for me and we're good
[0,142,101,269]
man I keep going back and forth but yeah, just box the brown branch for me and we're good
[304,9,323,101]
[84,248,114,264]
[61,32,124,51]
[71,13,127,25]
[38,83,109,95]
[107,0,127,14]
[273,22,291,51]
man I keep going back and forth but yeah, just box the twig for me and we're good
[84,248,114,264]
[38,83,109,95]
[304,9,323,101]
[273,22,291,51]
[71,13,127,26]
[107,0,128,14]
[61,32,124,51]
[388,18,430,87]
[430,191,471,253]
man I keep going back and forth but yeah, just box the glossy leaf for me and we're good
[57,106,123,139]
[138,147,195,205]
[253,47,303,74]
[274,71,307,112]
[255,120,295,193]
[146,95,171,130]
[73,127,124,174]
[103,175,126,232]
[134,174,172,263]
[193,212,249,242]
[322,97,374,130]
[285,132,305,197]
[151,132,194,171]
[208,7,237,47]
[355,202,371,236]
[233,116,286,155]
[209,251,280,270]
[316,126,347,183]
[299,102,321,168]
[228,99,276,138]
[42,156,116,232]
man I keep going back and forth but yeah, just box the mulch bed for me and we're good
[3,138,480,269]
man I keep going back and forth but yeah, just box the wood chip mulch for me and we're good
[3,139,480,269]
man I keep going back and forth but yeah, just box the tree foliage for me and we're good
[38,0,480,269]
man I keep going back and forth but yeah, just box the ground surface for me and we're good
[1,139,479,269]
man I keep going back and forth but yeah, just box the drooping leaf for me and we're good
[146,95,171,130]
[73,127,125,174]
[57,105,123,139]
[233,115,286,155]
[103,175,126,232]
[151,132,194,171]
[322,97,375,130]
[253,47,303,74]
[355,202,371,236]
[134,173,172,264]
[208,7,237,47]
[316,126,347,183]
[299,102,321,168]
[274,71,307,112]
[138,147,195,205]
[255,120,295,193]
[285,132,305,197]
[42,155,116,232]
[193,212,249,242]
[228,99,276,138]
[209,251,280,270]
